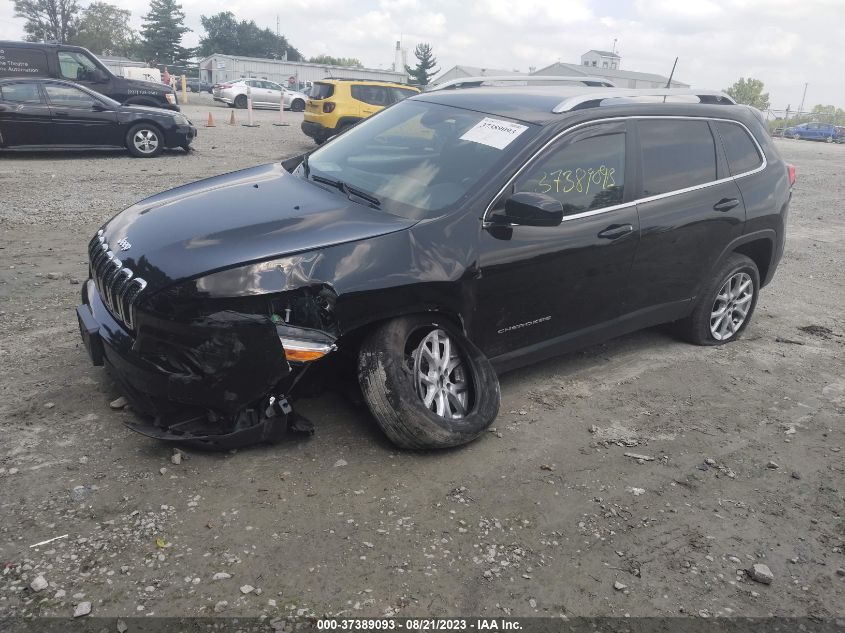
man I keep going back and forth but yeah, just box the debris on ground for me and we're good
[73,602,91,617]
[623,452,654,462]
[748,564,774,585]
[29,575,48,592]
[109,396,128,410]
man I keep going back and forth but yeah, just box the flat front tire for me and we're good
[678,253,760,346]
[126,123,163,158]
[358,315,500,449]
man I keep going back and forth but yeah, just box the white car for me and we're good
[212,79,308,111]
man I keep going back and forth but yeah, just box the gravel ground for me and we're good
[0,96,843,622]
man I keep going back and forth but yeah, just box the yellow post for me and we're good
[181,75,188,104]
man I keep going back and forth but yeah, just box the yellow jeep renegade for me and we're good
[302,79,420,144]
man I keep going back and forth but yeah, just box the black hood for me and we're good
[100,163,416,293]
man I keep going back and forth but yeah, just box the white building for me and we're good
[199,54,408,90]
[581,50,621,70]
[430,65,522,87]
[534,59,688,90]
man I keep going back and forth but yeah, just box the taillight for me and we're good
[322,102,335,113]
[221,83,233,89]
[788,164,796,187]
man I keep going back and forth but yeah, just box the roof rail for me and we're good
[428,75,616,91]
[552,89,736,113]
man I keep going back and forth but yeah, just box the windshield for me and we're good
[301,99,538,219]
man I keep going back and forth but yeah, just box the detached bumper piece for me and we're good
[122,393,314,449]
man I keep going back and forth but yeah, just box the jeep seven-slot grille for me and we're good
[88,230,147,330]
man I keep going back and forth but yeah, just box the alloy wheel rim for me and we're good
[412,329,470,419]
[134,130,159,153]
[710,272,753,341]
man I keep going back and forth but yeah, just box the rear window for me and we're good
[0,47,49,77]
[0,82,43,103]
[310,83,334,99]
[351,84,390,106]
[639,119,716,196]
[715,121,763,175]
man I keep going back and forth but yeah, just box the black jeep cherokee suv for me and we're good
[76,86,793,449]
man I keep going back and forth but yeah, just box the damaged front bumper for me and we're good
[76,279,328,448]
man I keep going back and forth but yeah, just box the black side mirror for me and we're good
[494,192,564,227]
[93,69,109,83]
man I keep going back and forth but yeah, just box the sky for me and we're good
[1,0,843,110]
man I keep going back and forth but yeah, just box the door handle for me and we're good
[597,223,634,240]
[54,110,69,117]
[713,198,740,212]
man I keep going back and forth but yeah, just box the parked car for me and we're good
[0,41,179,110]
[212,79,308,111]
[0,78,196,157]
[783,121,842,143]
[302,79,420,144]
[76,85,793,450]
[186,78,212,93]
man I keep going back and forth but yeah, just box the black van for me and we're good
[0,41,179,110]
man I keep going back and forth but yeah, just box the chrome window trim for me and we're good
[482,115,767,227]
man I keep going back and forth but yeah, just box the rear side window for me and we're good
[639,119,716,196]
[0,82,43,103]
[389,87,417,102]
[0,47,49,76]
[351,84,390,106]
[514,127,626,216]
[310,83,334,99]
[715,121,763,175]
[44,83,97,108]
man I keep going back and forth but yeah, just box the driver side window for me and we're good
[512,126,626,216]
[58,51,97,81]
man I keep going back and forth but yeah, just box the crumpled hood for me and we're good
[99,163,416,293]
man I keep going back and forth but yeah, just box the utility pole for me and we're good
[797,82,808,117]
[612,38,618,54]
[276,15,280,38]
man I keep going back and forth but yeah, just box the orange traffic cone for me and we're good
[228,110,236,126]
[206,112,216,127]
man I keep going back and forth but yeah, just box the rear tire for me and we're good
[234,94,248,109]
[126,123,163,158]
[677,254,759,346]
[358,315,500,449]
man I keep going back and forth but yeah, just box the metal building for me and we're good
[199,54,408,91]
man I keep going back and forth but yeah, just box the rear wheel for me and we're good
[358,315,500,449]
[234,94,248,109]
[126,123,163,158]
[677,254,759,346]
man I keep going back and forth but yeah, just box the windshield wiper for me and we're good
[310,174,381,208]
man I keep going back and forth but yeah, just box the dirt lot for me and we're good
[1,94,843,622]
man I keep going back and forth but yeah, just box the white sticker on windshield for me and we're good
[460,117,529,150]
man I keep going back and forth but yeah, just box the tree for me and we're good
[197,11,302,61]
[724,77,770,110]
[12,0,80,43]
[71,2,139,57]
[405,43,438,86]
[308,55,363,68]
[140,0,191,64]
